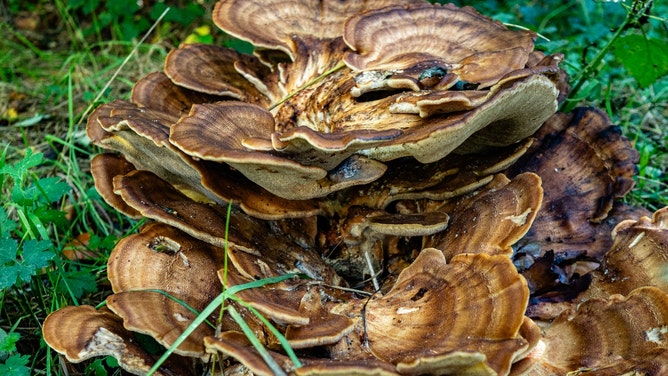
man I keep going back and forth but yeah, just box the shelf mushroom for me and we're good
[42,0,668,375]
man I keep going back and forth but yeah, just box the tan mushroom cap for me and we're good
[90,153,141,218]
[284,287,355,349]
[105,222,229,358]
[170,101,389,200]
[365,248,532,375]
[582,206,668,299]
[343,3,535,89]
[164,43,271,105]
[536,286,668,373]
[425,172,543,260]
[509,107,639,260]
[213,0,422,61]
[43,305,194,375]
[131,71,225,118]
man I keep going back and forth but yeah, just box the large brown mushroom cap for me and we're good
[343,3,535,89]
[365,248,532,375]
[536,286,668,374]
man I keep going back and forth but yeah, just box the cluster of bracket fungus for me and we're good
[43,0,668,375]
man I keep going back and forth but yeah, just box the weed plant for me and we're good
[0,0,666,375]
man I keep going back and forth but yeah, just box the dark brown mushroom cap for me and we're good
[164,43,272,105]
[509,107,639,260]
[343,3,536,89]
[365,248,531,375]
[538,286,668,373]
[205,331,399,376]
[42,305,194,375]
[424,172,543,260]
[220,263,310,326]
[90,154,141,218]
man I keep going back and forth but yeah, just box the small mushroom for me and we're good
[42,305,195,375]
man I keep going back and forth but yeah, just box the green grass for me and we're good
[0,0,666,375]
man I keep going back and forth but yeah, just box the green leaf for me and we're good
[0,329,20,354]
[612,34,668,88]
[56,268,98,299]
[0,239,54,289]
[0,150,42,182]
[32,177,71,204]
[0,354,30,376]
[0,209,18,238]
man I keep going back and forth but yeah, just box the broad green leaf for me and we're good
[0,209,17,238]
[0,354,30,376]
[0,329,20,353]
[0,150,42,182]
[0,239,54,289]
[32,177,72,204]
[612,34,668,88]
[56,268,98,299]
[0,238,19,264]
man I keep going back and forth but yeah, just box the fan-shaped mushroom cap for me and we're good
[509,107,639,260]
[582,206,668,299]
[343,3,535,90]
[131,71,226,118]
[365,248,532,375]
[164,43,271,105]
[220,264,310,326]
[213,0,420,61]
[43,306,194,375]
[536,286,668,373]
[106,222,228,358]
[425,172,543,260]
[170,101,388,200]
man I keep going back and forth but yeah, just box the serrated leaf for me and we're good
[56,268,98,299]
[0,354,30,376]
[0,329,20,353]
[613,34,668,88]
[0,239,54,289]
[0,209,17,238]
[32,177,71,204]
[0,150,43,181]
